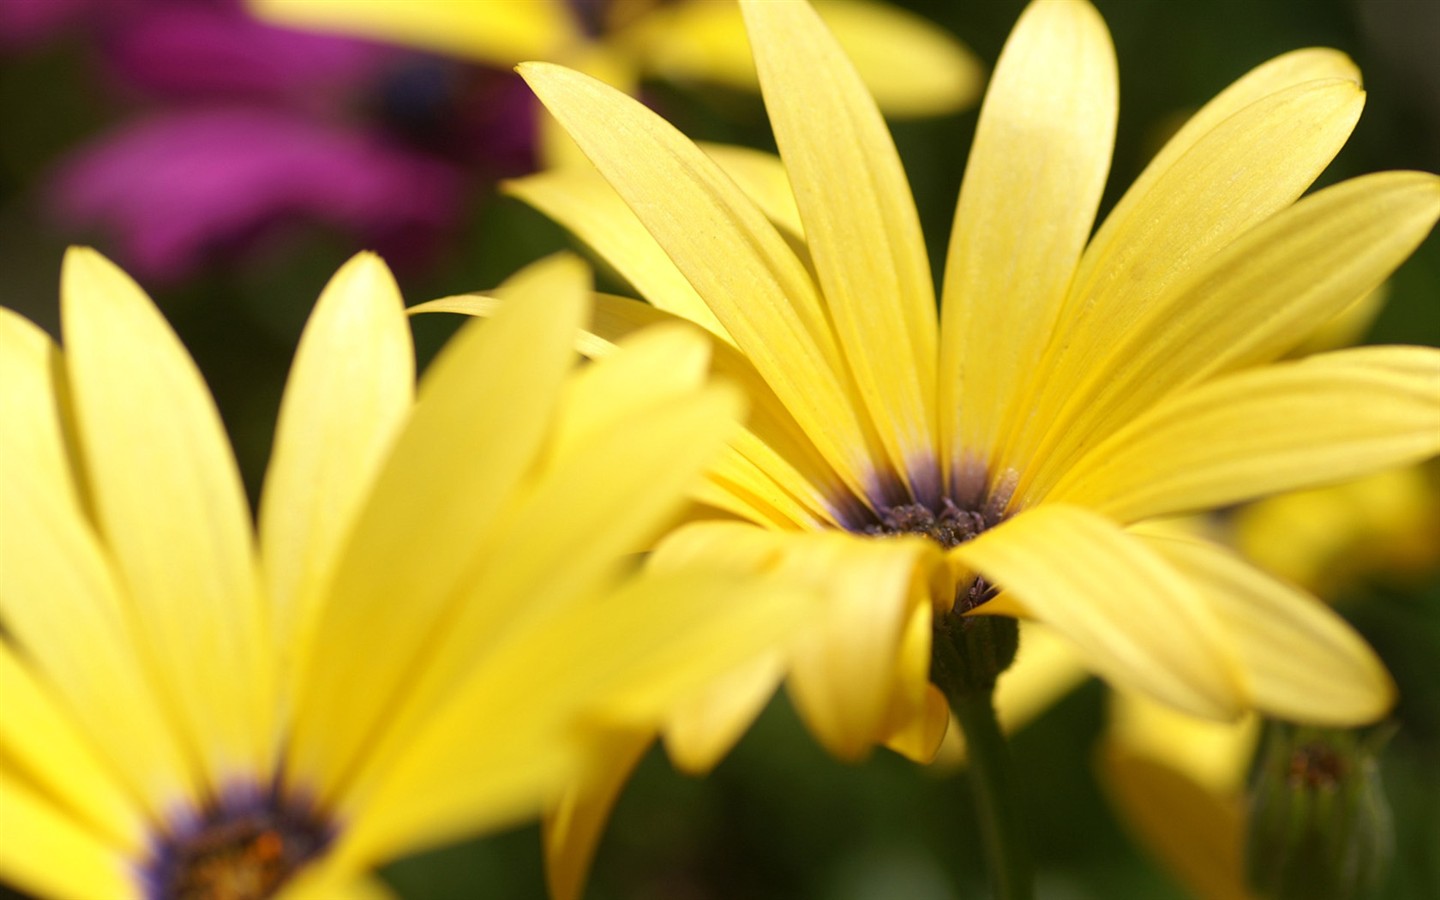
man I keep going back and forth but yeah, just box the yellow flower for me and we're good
[409,0,1440,890]
[247,0,982,163]
[501,0,1440,757]
[504,0,1440,743]
[0,249,812,899]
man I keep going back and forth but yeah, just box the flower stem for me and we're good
[949,681,1033,900]
[931,614,1032,900]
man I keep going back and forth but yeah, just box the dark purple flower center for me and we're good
[145,792,332,900]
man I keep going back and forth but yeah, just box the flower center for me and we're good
[861,499,988,550]
[145,794,332,900]
[848,467,1018,612]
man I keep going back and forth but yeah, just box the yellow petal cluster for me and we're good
[0,249,812,898]
[490,6,1440,875]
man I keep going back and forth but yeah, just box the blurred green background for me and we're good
[1,0,1436,897]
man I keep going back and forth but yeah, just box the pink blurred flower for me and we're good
[51,109,461,279]
[18,0,534,280]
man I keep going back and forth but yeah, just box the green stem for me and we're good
[930,614,1032,900]
[948,683,1033,900]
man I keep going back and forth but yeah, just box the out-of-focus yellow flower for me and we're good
[0,249,813,898]
[249,0,982,162]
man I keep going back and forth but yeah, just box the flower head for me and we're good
[505,0,1440,768]
[0,248,810,898]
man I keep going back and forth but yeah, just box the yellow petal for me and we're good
[413,291,854,529]
[1072,59,1363,318]
[695,142,804,240]
[1015,73,1366,473]
[0,309,84,514]
[783,532,943,760]
[1142,533,1395,724]
[1108,688,1258,798]
[742,0,939,488]
[648,518,927,760]
[282,871,400,900]
[624,0,982,117]
[0,308,196,815]
[938,0,1117,480]
[1052,346,1440,522]
[544,729,653,900]
[549,321,711,463]
[287,255,587,803]
[0,648,146,854]
[338,564,814,870]
[258,253,414,667]
[328,345,749,809]
[503,166,732,342]
[1024,172,1440,498]
[0,767,138,900]
[1099,741,1254,900]
[953,505,1243,719]
[1104,48,1361,239]
[994,621,1089,734]
[60,247,270,786]
[247,0,576,64]
[881,683,950,764]
[663,653,785,774]
[520,62,881,499]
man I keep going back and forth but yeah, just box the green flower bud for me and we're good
[1245,722,1394,900]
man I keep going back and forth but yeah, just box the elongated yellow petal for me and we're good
[663,653,785,774]
[338,565,814,870]
[1053,347,1440,522]
[287,255,586,803]
[953,506,1243,719]
[332,358,749,812]
[0,768,138,900]
[0,309,83,512]
[0,648,146,854]
[0,434,201,819]
[412,291,855,528]
[1099,742,1253,900]
[247,0,575,64]
[503,167,732,340]
[60,247,270,787]
[544,729,652,900]
[742,0,938,489]
[1015,74,1365,474]
[938,0,1116,481]
[784,532,943,759]
[694,142,804,240]
[1,309,196,815]
[352,381,748,764]
[520,62,882,498]
[1104,48,1361,240]
[258,253,414,668]
[624,0,982,117]
[1143,533,1395,724]
[1023,172,1440,498]
[549,321,711,463]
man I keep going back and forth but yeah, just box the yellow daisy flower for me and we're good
[500,0,1440,764]
[0,249,811,899]
[248,0,982,163]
